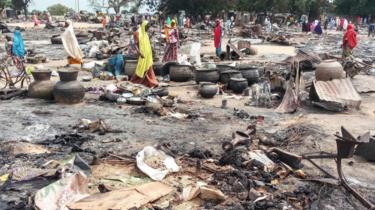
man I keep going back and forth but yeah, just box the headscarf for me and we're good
[135,20,153,78]
[166,16,171,26]
[343,24,357,49]
[12,30,25,58]
[61,20,83,60]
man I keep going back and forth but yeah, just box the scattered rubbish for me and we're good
[75,118,121,134]
[136,146,180,181]
[68,182,172,210]
[34,172,89,210]
[310,78,362,111]
[2,141,50,155]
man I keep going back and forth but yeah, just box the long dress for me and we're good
[342,24,357,58]
[214,24,222,57]
[162,27,179,62]
[61,20,84,64]
[130,21,158,88]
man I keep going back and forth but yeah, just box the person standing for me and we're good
[214,19,222,57]
[368,21,375,37]
[102,15,107,29]
[163,20,179,62]
[264,17,272,33]
[314,21,323,35]
[130,20,158,88]
[61,20,84,65]
[342,24,357,58]
[11,27,26,73]
[12,27,26,60]
[4,35,13,56]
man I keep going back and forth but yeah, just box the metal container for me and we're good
[195,68,220,84]
[315,60,345,81]
[124,60,138,77]
[198,82,218,98]
[229,78,248,93]
[169,64,194,82]
[28,70,55,100]
[53,70,85,104]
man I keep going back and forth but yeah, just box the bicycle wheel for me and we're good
[20,74,31,88]
[0,67,11,89]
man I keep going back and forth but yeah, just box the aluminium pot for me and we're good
[124,60,138,77]
[229,78,248,94]
[220,70,243,85]
[195,68,220,84]
[315,60,345,81]
[169,64,194,82]
[53,70,85,104]
[237,64,260,85]
[28,70,55,100]
[198,82,218,98]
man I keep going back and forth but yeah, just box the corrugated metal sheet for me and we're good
[313,78,362,109]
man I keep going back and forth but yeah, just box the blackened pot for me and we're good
[220,70,243,85]
[237,64,260,85]
[195,68,220,84]
[53,70,85,104]
[28,70,55,100]
[169,64,194,82]
[199,82,218,98]
[229,78,248,94]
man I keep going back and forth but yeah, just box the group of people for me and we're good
[32,12,52,27]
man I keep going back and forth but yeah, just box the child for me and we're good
[4,35,13,56]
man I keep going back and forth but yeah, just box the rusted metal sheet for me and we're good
[312,78,361,109]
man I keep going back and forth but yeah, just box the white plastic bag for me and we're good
[136,146,180,181]
[189,42,202,66]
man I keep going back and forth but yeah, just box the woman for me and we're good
[12,27,26,59]
[314,21,323,35]
[130,20,158,88]
[32,13,41,27]
[163,20,179,62]
[4,35,13,56]
[102,15,107,29]
[12,27,26,71]
[61,20,84,65]
[342,24,357,58]
[214,19,222,57]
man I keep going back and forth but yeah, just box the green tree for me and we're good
[89,0,138,14]
[335,0,375,16]
[47,4,70,16]
[11,0,31,17]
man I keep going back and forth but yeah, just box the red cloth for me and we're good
[343,24,357,49]
[130,67,159,88]
[214,25,221,48]
[339,18,344,28]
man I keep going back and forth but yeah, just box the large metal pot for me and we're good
[220,70,243,85]
[198,82,218,98]
[237,64,260,85]
[216,64,235,73]
[315,60,345,81]
[124,60,138,77]
[153,62,165,76]
[53,70,85,104]
[195,68,220,84]
[28,70,55,100]
[169,64,194,82]
[229,78,248,94]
